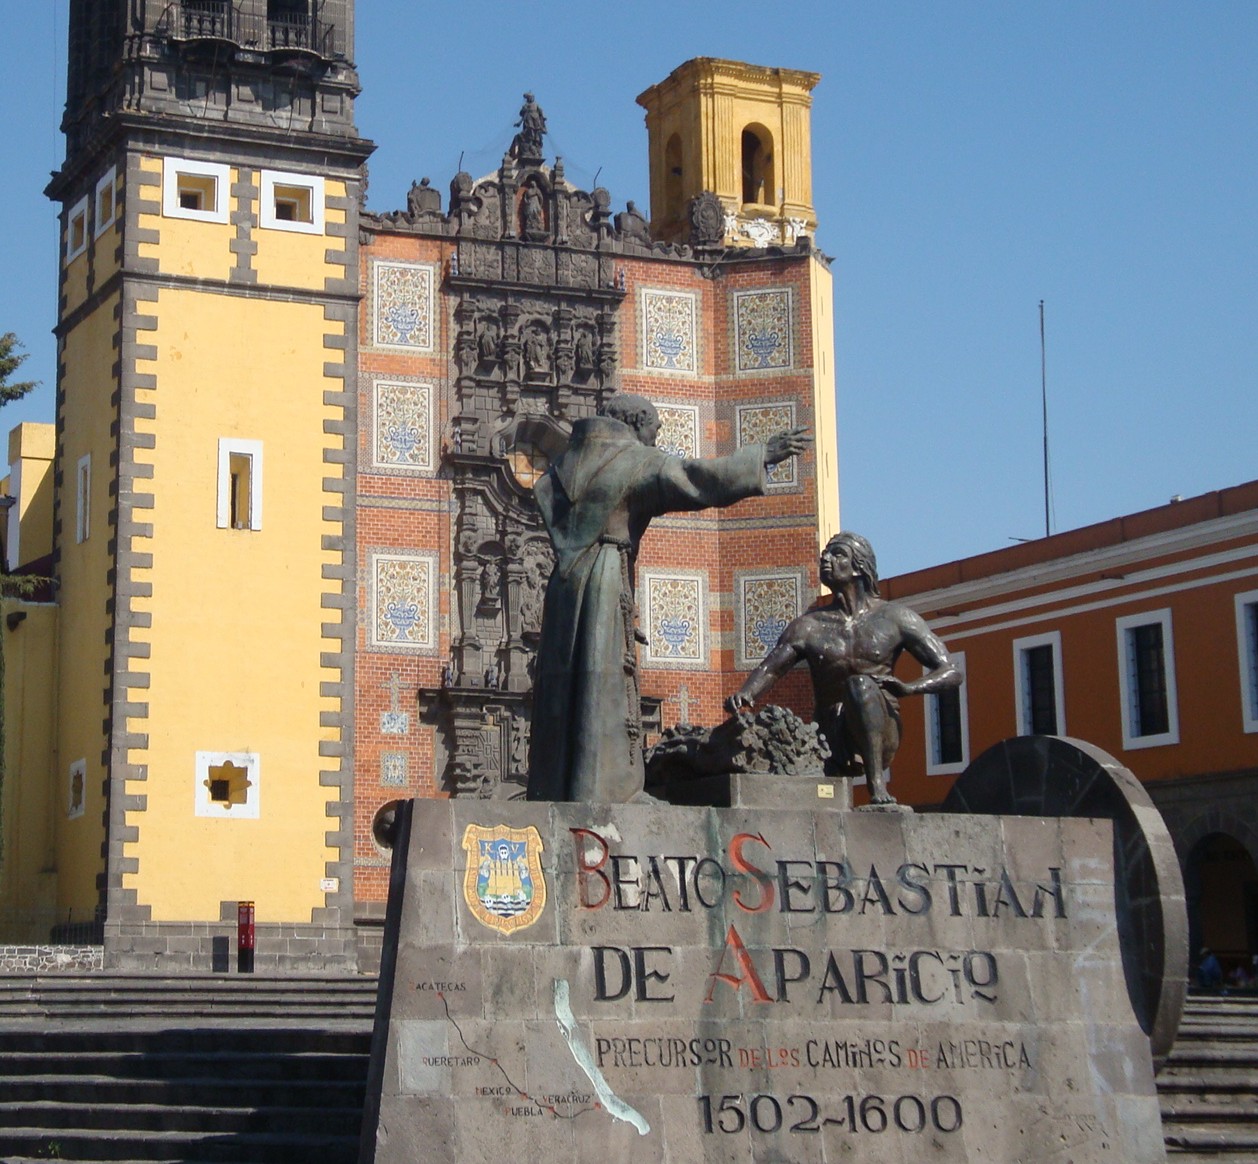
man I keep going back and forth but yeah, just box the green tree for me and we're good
[0,333,38,408]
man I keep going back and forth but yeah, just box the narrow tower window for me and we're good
[741,126,775,207]
[217,438,264,531]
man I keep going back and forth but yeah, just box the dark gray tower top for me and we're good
[52,0,369,198]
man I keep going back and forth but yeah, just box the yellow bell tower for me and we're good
[637,58,820,247]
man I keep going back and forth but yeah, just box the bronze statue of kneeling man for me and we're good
[725,532,961,807]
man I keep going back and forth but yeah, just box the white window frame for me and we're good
[925,650,969,776]
[75,454,91,544]
[162,156,231,224]
[1235,589,1258,734]
[1012,630,1065,737]
[259,169,325,234]
[65,195,89,263]
[216,438,263,531]
[194,751,260,819]
[67,759,87,820]
[1116,609,1180,750]
[94,165,118,238]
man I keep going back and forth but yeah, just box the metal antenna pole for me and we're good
[1040,300,1051,538]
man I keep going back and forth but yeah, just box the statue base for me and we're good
[359,789,1167,1162]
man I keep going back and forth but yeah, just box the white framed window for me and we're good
[94,165,118,238]
[162,156,231,224]
[925,650,969,776]
[1013,630,1065,736]
[65,195,89,263]
[75,454,91,543]
[216,438,263,531]
[68,759,87,819]
[259,169,325,234]
[1116,609,1180,749]
[195,751,260,819]
[1235,589,1258,734]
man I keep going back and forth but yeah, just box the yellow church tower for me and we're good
[636,57,821,248]
[44,0,372,968]
[636,57,837,548]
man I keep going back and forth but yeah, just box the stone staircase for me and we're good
[0,973,376,1163]
[1161,992,1258,1159]
[0,976,1255,1160]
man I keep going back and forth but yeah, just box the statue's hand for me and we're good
[873,674,911,697]
[764,427,812,466]
[725,691,755,716]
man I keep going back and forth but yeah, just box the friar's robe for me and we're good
[526,415,766,803]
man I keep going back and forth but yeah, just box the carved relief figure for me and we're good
[726,532,962,807]
[521,185,545,239]
[574,329,596,375]
[477,323,498,364]
[527,393,810,804]
[523,329,550,375]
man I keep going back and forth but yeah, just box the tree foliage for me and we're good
[0,332,38,408]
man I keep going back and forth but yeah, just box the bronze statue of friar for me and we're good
[526,393,810,804]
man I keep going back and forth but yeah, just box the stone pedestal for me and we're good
[360,796,1166,1162]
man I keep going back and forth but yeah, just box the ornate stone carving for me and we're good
[615,200,651,245]
[689,191,726,248]
[644,705,831,788]
[406,177,441,219]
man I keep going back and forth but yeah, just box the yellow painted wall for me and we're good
[136,156,235,283]
[809,256,839,549]
[55,293,120,919]
[7,423,55,567]
[126,288,343,924]
[252,178,348,289]
[0,600,58,942]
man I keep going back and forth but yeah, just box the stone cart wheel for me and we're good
[943,735,1188,1067]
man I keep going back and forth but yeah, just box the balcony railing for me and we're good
[180,0,233,41]
[161,3,336,58]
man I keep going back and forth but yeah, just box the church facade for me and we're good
[0,3,838,971]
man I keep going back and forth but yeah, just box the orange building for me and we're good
[881,482,1258,967]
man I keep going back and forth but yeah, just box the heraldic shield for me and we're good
[460,824,547,935]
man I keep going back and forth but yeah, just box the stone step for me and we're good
[0,1100,362,1136]
[1163,1123,1258,1152]
[0,1073,366,1110]
[0,1127,358,1163]
[0,1048,370,1082]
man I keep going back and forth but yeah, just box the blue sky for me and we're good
[1,3,1254,576]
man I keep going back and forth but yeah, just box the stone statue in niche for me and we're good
[523,329,550,375]
[725,532,962,808]
[527,393,810,804]
[574,329,596,376]
[512,92,547,163]
[520,185,546,240]
[479,561,501,609]
[615,200,651,244]
[477,323,498,365]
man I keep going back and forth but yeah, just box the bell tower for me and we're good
[637,58,820,248]
[46,0,372,969]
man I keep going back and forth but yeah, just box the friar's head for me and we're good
[601,393,661,448]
